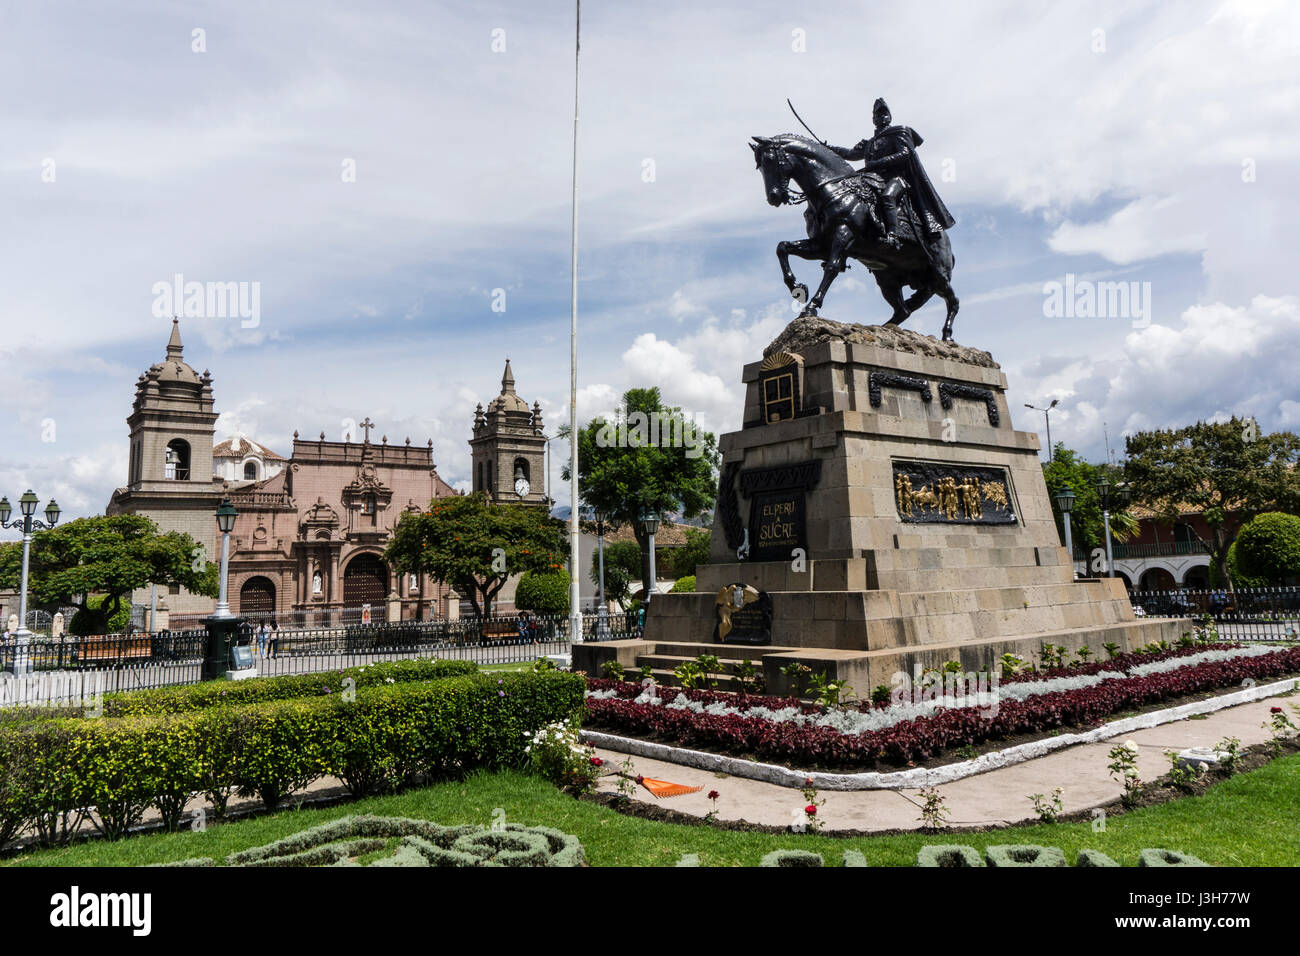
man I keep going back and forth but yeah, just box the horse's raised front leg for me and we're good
[806,224,855,316]
[777,238,824,310]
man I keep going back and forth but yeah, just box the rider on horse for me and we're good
[828,98,956,248]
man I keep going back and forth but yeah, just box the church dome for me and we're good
[486,359,532,415]
[147,319,202,386]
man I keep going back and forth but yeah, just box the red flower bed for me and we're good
[584,644,1248,717]
[583,647,1300,770]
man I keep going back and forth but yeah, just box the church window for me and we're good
[243,461,258,480]
[165,439,191,481]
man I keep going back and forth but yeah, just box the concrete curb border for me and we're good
[579,676,1300,791]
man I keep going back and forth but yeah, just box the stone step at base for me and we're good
[575,616,1187,698]
[636,653,776,675]
[648,641,804,660]
[634,668,759,691]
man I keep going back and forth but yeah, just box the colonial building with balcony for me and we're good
[1071,503,1213,590]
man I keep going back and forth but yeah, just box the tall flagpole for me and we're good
[568,0,583,644]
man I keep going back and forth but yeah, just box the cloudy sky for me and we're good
[2,0,1298,531]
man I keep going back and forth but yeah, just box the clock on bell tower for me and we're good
[469,359,548,506]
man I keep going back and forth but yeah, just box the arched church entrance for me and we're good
[343,553,388,606]
[239,576,276,617]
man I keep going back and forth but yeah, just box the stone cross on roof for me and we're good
[359,417,375,442]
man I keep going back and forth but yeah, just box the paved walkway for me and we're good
[591,695,1295,832]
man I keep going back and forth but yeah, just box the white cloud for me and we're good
[1011,295,1300,457]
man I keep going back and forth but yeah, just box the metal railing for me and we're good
[1129,587,1300,642]
[0,611,638,704]
[1073,540,1211,561]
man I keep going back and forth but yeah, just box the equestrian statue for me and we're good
[752,98,960,341]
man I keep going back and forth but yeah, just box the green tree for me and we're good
[591,540,641,608]
[1231,511,1300,586]
[514,570,571,616]
[1042,446,1138,558]
[1124,419,1300,590]
[384,492,567,620]
[667,527,711,579]
[0,514,217,634]
[563,387,718,596]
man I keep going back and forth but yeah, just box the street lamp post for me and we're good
[638,507,660,613]
[213,498,237,618]
[1094,476,1131,579]
[1054,487,1076,578]
[202,498,241,680]
[0,491,61,675]
[594,509,609,638]
[1025,400,1059,462]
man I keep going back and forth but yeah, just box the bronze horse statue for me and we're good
[751,134,959,341]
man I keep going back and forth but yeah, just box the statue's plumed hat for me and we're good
[873,97,890,114]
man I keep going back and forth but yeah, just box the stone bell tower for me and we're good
[469,359,548,506]
[123,319,220,492]
[106,319,227,614]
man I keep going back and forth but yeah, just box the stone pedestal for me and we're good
[573,319,1182,689]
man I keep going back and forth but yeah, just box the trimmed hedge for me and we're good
[985,844,1067,867]
[1076,848,1120,867]
[515,571,571,616]
[161,815,586,867]
[98,657,479,717]
[759,849,824,867]
[0,671,585,848]
[1138,848,1208,867]
[0,658,480,724]
[916,845,985,867]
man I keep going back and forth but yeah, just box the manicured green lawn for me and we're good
[7,753,1298,867]
[478,661,538,674]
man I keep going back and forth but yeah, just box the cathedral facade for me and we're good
[107,322,547,624]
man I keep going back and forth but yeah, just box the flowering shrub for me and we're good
[582,647,1300,770]
[1028,787,1064,823]
[1263,704,1298,755]
[527,719,603,794]
[1108,740,1143,806]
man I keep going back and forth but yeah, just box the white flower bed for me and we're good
[1125,644,1275,677]
[584,645,1279,738]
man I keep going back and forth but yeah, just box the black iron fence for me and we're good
[0,630,207,673]
[1129,587,1300,642]
[0,611,638,704]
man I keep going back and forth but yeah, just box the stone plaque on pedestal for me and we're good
[893,459,1018,525]
[739,459,821,562]
[712,584,773,645]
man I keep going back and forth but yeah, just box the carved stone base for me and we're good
[573,321,1183,687]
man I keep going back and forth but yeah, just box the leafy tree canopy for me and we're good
[564,387,718,594]
[0,514,217,634]
[1124,418,1300,588]
[384,492,567,619]
[591,539,641,608]
[1232,511,1300,586]
[667,527,711,579]
[514,570,570,616]
[1042,446,1138,556]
